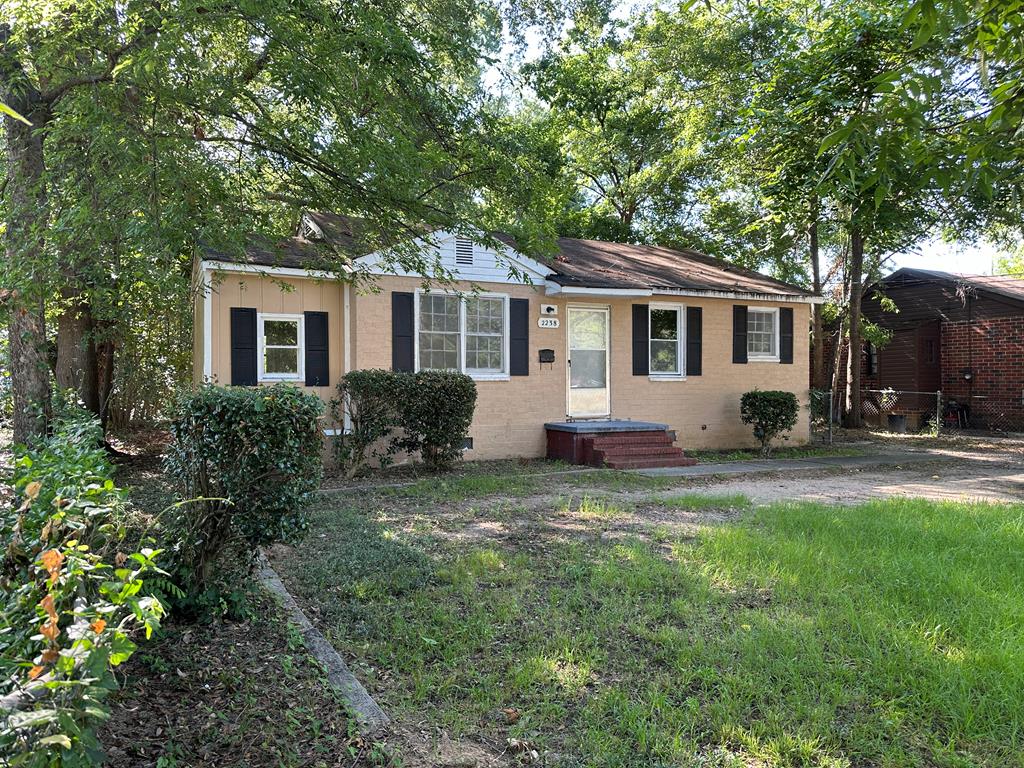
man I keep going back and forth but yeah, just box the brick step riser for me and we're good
[592,446,685,460]
[584,435,674,449]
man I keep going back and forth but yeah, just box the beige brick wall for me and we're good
[196,269,811,460]
[199,270,346,405]
[356,276,811,459]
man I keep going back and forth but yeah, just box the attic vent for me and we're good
[454,237,474,266]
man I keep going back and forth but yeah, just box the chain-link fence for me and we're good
[856,389,1024,435]
[860,389,942,434]
[941,395,1024,433]
[809,389,835,444]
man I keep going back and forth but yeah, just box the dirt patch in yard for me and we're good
[683,455,1024,504]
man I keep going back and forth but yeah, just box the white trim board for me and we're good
[202,259,346,279]
[202,267,213,382]
[546,281,822,304]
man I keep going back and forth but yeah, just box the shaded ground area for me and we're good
[269,440,1024,767]
[100,594,376,768]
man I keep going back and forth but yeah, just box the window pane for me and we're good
[650,339,679,373]
[466,333,503,372]
[466,297,504,334]
[418,294,461,371]
[419,331,459,371]
[465,297,504,373]
[421,294,460,332]
[570,350,607,388]
[569,310,606,349]
[747,311,776,356]
[650,309,678,340]
[265,347,299,374]
[265,320,298,346]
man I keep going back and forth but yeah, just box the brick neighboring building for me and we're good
[862,268,1024,431]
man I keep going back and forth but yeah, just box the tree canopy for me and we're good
[3,0,1021,438]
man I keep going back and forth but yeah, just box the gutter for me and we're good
[545,279,824,304]
[201,259,353,279]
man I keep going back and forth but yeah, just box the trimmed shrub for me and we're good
[329,369,408,479]
[740,390,800,457]
[399,370,477,470]
[1,404,164,764]
[329,369,477,476]
[164,385,323,604]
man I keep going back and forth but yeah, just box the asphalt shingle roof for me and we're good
[204,211,814,298]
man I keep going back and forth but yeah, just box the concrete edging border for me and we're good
[257,554,390,736]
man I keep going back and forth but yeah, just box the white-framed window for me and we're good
[415,291,509,379]
[258,313,304,381]
[418,294,461,371]
[747,307,779,361]
[649,303,685,378]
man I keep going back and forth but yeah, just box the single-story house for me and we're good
[193,212,818,466]
[862,267,1024,431]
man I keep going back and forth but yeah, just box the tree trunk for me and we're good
[845,225,865,427]
[96,335,116,435]
[809,200,825,390]
[55,287,101,414]
[4,105,52,445]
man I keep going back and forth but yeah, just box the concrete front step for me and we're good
[604,455,698,469]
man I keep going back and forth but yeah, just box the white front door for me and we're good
[567,306,610,418]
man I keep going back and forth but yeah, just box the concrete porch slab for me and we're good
[544,419,669,433]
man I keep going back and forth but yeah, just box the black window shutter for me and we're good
[304,311,329,385]
[230,307,257,386]
[732,305,748,364]
[391,292,415,372]
[632,304,649,376]
[686,307,702,376]
[780,307,794,364]
[510,298,529,376]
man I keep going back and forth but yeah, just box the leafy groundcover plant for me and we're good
[1,404,164,766]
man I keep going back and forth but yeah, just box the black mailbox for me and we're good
[538,349,555,364]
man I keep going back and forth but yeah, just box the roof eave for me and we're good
[545,279,822,304]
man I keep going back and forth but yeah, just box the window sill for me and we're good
[469,373,510,382]
[747,356,780,363]
[649,374,686,382]
[259,377,304,383]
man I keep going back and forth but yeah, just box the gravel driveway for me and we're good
[694,441,1024,504]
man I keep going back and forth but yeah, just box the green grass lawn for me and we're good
[271,489,1024,767]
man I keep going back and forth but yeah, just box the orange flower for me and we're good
[90,619,106,634]
[40,620,59,643]
[28,665,45,680]
[40,550,63,585]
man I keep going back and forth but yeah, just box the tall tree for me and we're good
[1,0,557,443]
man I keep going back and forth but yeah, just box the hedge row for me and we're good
[330,369,477,477]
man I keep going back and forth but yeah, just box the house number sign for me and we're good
[538,317,560,329]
